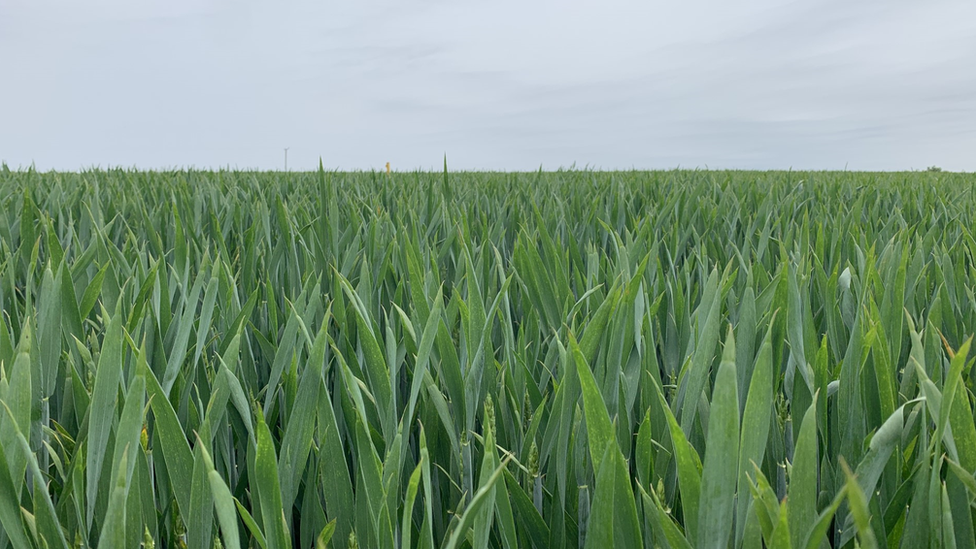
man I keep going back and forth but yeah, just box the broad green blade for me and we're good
[679,269,722,436]
[86,304,124,528]
[569,331,614,476]
[736,320,775,544]
[254,408,291,549]
[141,354,193,526]
[697,327,739,549]
[656,376,702,546]
[844,460,879,549]
[0,437,31,548]
[279,319,329,513]
[788,394,819,549]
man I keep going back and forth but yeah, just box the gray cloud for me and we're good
[1,0,974,171]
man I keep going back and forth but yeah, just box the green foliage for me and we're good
[0,167,973,548]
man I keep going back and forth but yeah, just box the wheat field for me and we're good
[0,166,974,548]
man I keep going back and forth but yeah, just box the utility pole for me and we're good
[284,147,290,171]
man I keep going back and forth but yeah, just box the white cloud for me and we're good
[1,0,973,170]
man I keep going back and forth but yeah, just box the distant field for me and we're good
[0,168,974,548]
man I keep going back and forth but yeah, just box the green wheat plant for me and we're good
[0,163,974,548]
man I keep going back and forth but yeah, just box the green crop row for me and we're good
[0,165,975,548]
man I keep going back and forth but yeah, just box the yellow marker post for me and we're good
[385,162,391,175]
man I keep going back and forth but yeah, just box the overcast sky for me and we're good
[2,0,974,171]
